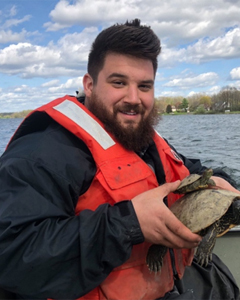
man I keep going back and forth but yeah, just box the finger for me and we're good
[159,226,201,249]
[152,214,200,249]
[164,210,202,244]
[157,180,181,198]
[159,233,200,249]
[211,176,240,194]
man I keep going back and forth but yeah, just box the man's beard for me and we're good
[87,93,161,152]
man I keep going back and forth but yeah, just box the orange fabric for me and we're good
[33,96,193,300]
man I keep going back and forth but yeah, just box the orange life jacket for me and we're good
[24,95,193,300]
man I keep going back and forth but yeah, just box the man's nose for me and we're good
[124,85,141,104]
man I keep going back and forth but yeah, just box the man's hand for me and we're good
[211,176,240,194]
[131,181,202,249]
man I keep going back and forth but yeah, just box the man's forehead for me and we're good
[101,53,155,78]
[103,52,152,64]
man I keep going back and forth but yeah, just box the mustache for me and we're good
[114,103,145,114]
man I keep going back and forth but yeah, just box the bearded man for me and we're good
[0,19,239,300]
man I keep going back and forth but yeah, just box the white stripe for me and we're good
[155,129,163,138]
[53,99,115,150]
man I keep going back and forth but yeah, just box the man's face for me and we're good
[83,53,159,151]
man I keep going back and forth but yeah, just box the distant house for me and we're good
[171,105,176,112]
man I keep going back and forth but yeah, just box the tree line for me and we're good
[1,86,240,118]
[0,110,32,119]
[155,86,240,114]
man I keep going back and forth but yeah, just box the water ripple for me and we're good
[157,114,240,189]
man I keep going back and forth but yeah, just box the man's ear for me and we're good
[83,73,93,97]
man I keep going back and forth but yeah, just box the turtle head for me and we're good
[233,199,240,224]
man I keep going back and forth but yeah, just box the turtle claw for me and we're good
[195,249,213,267]
[146,256,163,273]
[154,261,162,274]
[146,244,167,273]
[147,260,163,274]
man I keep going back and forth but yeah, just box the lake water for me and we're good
[1,114,240,188]
[0,118,23,155]
[157,114,240,189]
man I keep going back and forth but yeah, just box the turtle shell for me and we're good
[170,188,240,234]
[175,168,214,194]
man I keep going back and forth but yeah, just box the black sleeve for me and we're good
[0,122,143,299]
[167,140,237,187]
[164,140,207,174]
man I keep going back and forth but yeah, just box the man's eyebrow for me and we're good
[107,73,154,84]
[140,79,154,85]
[107,73,127,79]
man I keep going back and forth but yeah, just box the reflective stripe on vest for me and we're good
[53,100,115,150]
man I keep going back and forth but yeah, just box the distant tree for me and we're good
[195,104,206,114]
[211,86,240,112]
[199,95,212,110]
[220,86,240,111]
[0,110,32,119]
[188,93,205,112]
[175,101,182,110]
[181,98,188,111]
[154,98,166,113]
[166,104,172,114]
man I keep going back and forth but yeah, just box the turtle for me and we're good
[146,169,240,273]
[174,168,216,194]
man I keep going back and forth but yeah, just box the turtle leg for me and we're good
[146,244,168,273]
[195,221,219,267]
[233,199,240,224]
[208,178,216,187]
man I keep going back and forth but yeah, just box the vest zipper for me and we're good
[169,248,179,280]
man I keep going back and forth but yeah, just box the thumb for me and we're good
[160,180,181,197]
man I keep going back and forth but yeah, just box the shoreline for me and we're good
[1,111,240,119]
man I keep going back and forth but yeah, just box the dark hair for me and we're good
[87,19,161,83]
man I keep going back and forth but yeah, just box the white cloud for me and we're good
[184,28,240,63]
[207,85,221,94]
[188,91,198,97]
[164,72,219,89]
[1,0,240,112]
[0,76,82,112]
[41,80,60,87]
[227,80,240,88]
[158,27,240,68]
[230,67,240,79]
[9,5,17,17]
[48,76,83,92]
[44,0,240,47]
[0,27,97,78]
[0,29,28,44]
[2,15,31,29]
[13,85,29,92]
[159,91,184,97]
[0,5,32,44]
[44,0,141,31]
[1,1,240,80]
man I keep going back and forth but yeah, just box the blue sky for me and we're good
[0,0,240,112]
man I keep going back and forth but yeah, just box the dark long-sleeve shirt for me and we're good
[0,115,235,299]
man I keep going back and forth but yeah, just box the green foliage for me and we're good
[181,98,188,110]
[166,104,172,114]
[199,95,211,109]
[154,98,166,113]
[0,110,32,119]
[155,86,240,114]
[194,104,206,114]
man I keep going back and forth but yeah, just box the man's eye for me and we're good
[139,85,152,91]
[113,81,125,87]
